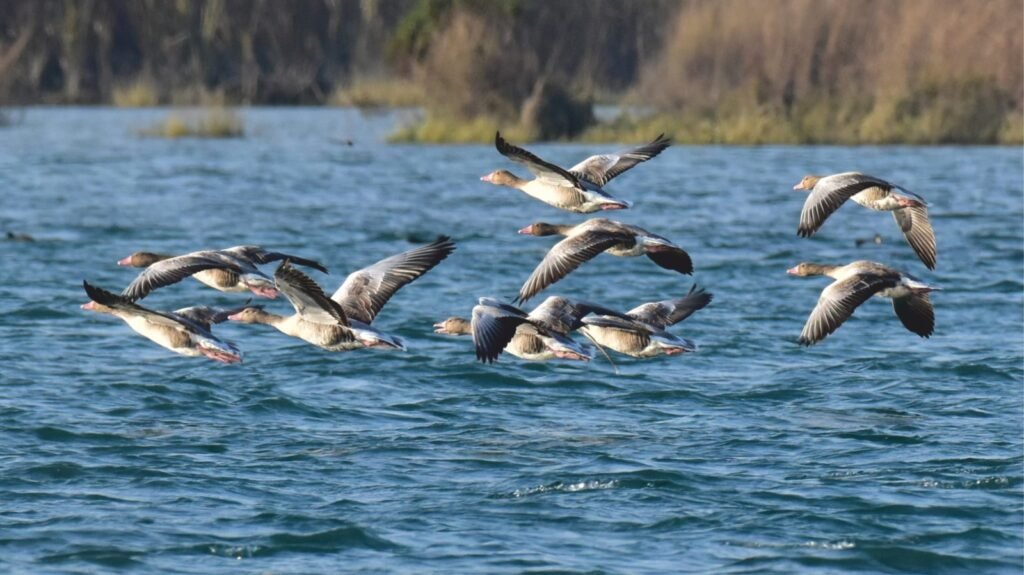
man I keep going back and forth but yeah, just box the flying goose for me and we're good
[480,132,670,213]
[787,260,938,345]
[793,172,936,269]
[80,281,244,363]
[466,296,631,363]
[515,218,693,303]
[581,284,713,357]
[119,246,328,300]
[228,237,455,351]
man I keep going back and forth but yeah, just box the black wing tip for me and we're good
[648,133,672,151]
[304,259,330,274]
[797,228,814,238]
[475,351,499,364]
[494,131,509,151]
[83,280,126,306]
[431,234,457,253]
[647,249,694,275]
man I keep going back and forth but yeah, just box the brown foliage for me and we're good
[637,0,1023,112]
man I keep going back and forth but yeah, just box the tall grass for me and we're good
[328,78,425,108]
[112,79,160,107]
[629,0,1022,145]
[140,108,244,139]
[390,114,534,143]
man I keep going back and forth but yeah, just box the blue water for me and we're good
[1,108,1021,574]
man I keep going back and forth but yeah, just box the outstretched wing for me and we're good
[627,284,713,328]
[495,131,582,188]
[274,261,348,325]
[517,231,627,304]
[568,134,671,187]
[225,246,329,274]
[529,296,634,333]
[331,236,456,324]
[173,302,257,330]
[892,207,936,270]
[798,172,891,237]
[798,273,896,345]
[121,253,243,301]
[86,281,200,331]
[471,300,532,363]
[892,293,934,338]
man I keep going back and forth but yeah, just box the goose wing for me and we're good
[471,300,532,363]
[86,281,201,331]
[529,296,633,333]
[892,207,937,270]
[892,293,934,338]
[172,302,256,331]
[495,131,582,188]
[121,252,244,301]
[798,172,892,237]
[224,246,329,274]
[568,134,671,187]
[517,231,629,303]
[274,261,348,325]
[331,236,456,324]
[627,284,713,328]
[798,272,896,345]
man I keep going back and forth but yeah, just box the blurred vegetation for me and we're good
[140,108,244,139]
[0,0,1019,144]
[328,78,424,108]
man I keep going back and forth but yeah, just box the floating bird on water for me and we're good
[228,237,455,351]
[787,260,938,346]
[515,218,693,303]
[80,281,244,363]
[6,231,34,242]
[855,233,884,247]
[480,132,670,213]
[793,172,936,269]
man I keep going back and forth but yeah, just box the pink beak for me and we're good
[117,256,132,266]
[517,225,533,235]
[81,301,97,310]
[792,183,803,190]
[226,312,243,321]
[786,266,799,275]
[480,174,492,183]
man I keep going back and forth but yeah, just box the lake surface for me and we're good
[1,108,1021,574]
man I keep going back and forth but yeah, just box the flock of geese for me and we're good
[81,132,939,365]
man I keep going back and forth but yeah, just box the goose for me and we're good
[787,260,938,345]
[227,237,455,351]
[80,281,244,363]
[119,246,328,300]
[434,312,581,362]
[515,218,693,303]
[481,132,670,213]
[793,172,936,269]
[581,284,712,357]
[466,296,630,363]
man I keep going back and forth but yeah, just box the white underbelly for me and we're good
[122,316,194,355]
